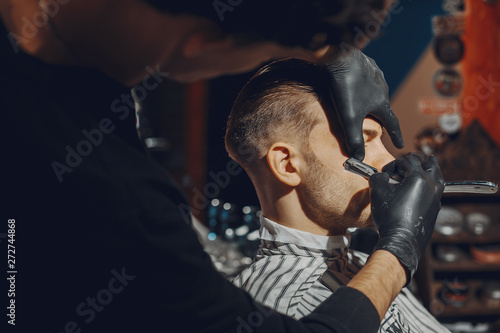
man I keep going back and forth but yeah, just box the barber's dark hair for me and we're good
[225,58,336,172]
[146,0,384,51]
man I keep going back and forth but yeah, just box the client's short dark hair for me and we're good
[146,0,384,51]
[225,58,335,173]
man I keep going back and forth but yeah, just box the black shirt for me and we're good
[2,20,379,333]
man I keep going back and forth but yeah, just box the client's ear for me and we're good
[266,143,303,187]
[182,30,233,58]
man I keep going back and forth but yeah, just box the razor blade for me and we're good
[344,158,499,194]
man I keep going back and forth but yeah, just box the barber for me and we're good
[2,0,443,332]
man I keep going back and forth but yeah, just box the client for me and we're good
[225,58,449,333]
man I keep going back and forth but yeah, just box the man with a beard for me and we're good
[227,58,449,333]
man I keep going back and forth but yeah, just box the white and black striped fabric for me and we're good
[233,217,450,333]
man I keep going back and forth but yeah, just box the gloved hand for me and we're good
[369,153,444,286]
[326,48,404,161]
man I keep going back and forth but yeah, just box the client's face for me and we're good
[299,101,394,234]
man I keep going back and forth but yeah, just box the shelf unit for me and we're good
[432,222,500,244]
[429,257,500,272]
[415,193,500,326]
[429,280,500,317]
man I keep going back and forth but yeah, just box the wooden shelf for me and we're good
[430,280,500,317]
[432,222,500,244]
[430,257,500,272]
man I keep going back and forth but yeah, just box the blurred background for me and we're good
[137,1,500,332]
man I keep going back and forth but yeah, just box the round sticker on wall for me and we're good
[433,69,462,97]
[433,35,464,65]
[438,112,462,134]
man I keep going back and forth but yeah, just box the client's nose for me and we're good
[371,150,395,172]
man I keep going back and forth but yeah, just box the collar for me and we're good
[259,215,351,252]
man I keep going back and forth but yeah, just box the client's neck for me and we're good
[260,190,332,236]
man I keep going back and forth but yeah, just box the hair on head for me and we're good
[225,58,337,173]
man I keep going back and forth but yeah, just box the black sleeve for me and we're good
[298,287,381,332]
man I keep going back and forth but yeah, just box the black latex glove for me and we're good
[369,153,444,286]
[326,48,404,161]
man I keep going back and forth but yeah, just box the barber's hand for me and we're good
[326,48,404,161]
[369,153,444,286]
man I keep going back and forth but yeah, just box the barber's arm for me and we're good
[323,45,443,320]
[349,153,444,320]
[347,249,406,320]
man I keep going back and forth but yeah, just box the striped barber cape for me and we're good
[233,216,450,333]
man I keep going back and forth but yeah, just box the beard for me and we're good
[299,150,372,235]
